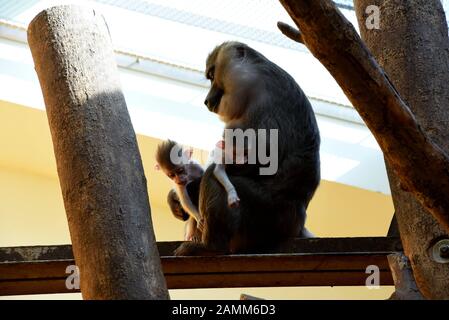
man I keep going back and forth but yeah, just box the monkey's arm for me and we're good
[213,164,240,208]
[176,185,202,224]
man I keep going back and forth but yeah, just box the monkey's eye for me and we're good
[207,68,215,81]
[168,173,175,179]
[176,168,185,175]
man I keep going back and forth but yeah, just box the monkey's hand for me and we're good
[227,189,240,208]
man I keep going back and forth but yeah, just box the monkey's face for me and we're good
[163,165,189,186]
[204,83,223,113]
[204,43,244,113]
[204,42,259,121]
[204,50,225,113]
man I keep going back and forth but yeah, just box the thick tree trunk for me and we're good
[27,5,169,299]
[278,0,449,233]
[355,0,449,299]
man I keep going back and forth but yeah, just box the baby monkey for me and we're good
[155,140,240,240]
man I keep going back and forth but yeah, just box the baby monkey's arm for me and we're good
[176,185,203,229]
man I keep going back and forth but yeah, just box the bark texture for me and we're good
[278,0,449,233]
[355,0,449,299]
[387,253,425,300]
[27,5,169,299]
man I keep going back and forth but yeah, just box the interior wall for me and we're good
[0,101,395,299]
[0,164,395,300]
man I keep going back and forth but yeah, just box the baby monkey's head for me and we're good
[155,140,193,186]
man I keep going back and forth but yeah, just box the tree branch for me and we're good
[278,0,449,232]
[277,21,304,44]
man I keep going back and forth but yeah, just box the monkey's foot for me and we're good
[174,242,226,256]
[174,242,206,256]
[185,227,202,242]
[190,234,202,243]
[227,191,240,208]
[184,232,194,241]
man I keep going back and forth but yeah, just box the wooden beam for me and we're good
[0,237,401,296]
[240,293,264,300]
[27,5,168,299]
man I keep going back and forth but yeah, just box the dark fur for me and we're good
[167,178,202,222]
[167,189,189,221]
[175,42,320,255]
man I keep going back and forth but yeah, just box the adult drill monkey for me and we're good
[175,41,320,256]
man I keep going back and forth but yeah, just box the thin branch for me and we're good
[277,21,304,44]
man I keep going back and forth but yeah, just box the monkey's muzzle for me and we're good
[204,87,223,113]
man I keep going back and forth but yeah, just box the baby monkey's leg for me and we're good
[213,164,240,208]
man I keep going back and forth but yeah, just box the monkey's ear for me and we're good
[236,45,246,58]
[154,163,161,171]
